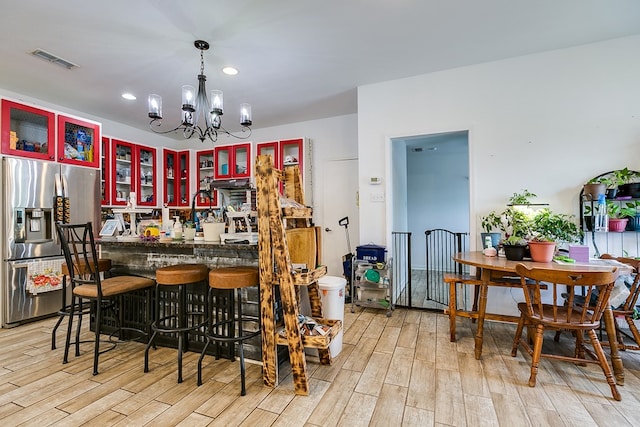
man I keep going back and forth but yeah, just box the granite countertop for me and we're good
[98,239,256,250]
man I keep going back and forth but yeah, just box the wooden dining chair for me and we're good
[511,264,621,400]
[55,222,155,376]
[598,254,640,351]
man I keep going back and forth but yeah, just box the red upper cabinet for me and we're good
[1,99,55,161]
[256,141,279,167]
[136,145,156,207]
[101,137,110,205]
[57,114,101,168]
[214,142,251,180]
[164,149,190,207]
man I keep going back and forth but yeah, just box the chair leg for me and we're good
[63,295,76,364]
[75,300,84,357]
[587,328,621,401]
[144,284,160,373]
[448,281,457,342]
[528,324,544,387]
[625,316,640,349]
[93,297,102,376]
[51,312,65,350]
[237,288,247,396]
[511,315,526,357]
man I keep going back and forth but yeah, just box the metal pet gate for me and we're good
[391,229,470,310]
[425,229,470,309]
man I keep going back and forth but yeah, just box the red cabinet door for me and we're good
[256,141,279,167]
[136,145,156,206]
[57,114,101,168]
[111,139,135,206]
[163,149,178,206]
[177,150,190,206]
[1,99,55,161]
[280,138,303,172]
[101,137,110,205]
[196,150,215,207]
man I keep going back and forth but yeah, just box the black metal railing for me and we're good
[391,231,411,308]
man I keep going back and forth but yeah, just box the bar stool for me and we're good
[144,263,209,383]
[51,258,112,351]
[197,266,260,395]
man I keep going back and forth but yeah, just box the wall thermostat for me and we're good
[369,176,382,185]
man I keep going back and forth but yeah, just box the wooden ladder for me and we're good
[256,154,341,395]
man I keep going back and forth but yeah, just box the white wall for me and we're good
[359,34,640,247]
[358,34,640,315]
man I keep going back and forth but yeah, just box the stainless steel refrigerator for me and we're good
[1,157,100,326]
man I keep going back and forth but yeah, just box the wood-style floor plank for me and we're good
[0,307,639,426]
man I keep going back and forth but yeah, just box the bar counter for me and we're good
[97,239,269,361]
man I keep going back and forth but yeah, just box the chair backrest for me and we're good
[55,222,102,295]
[601,254,640,313]
[515,263,618,329]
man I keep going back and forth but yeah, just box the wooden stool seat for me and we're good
[198,266,260,395]
[156,264,209,285]
[145,263,209,383]
[209,267,259,289]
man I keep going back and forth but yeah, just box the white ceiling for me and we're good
[1,1,639,139]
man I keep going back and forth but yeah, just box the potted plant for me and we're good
[625,200,640,231]
[614,168,640,198]
[529,209,583,262]
[607,200,635,232]
[480,212,502,249]
[502,235,528,261]
[583,178,606,201]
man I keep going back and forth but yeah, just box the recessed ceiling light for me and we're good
[121,93,136,100]
[222,66,238,76]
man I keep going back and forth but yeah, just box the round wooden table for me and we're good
[453,251,627,385]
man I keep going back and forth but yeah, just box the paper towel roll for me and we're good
[162,206,170,231]
[129,192,137,209]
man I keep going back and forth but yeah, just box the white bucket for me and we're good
[202,222,225,242]
[318,275,346,357]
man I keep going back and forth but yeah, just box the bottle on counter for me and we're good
[172,216,182,240]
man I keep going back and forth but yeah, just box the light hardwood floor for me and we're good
[2,308,640,426]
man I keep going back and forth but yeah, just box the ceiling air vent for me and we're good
[30,49,78,70]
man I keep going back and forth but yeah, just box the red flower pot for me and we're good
[608,218,628,232]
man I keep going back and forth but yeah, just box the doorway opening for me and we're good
[389,130,470,310]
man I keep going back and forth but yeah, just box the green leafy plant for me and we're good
[480,212,502,233]
[503,235,527,246]
[508,190,537,205]
[607,200,636,219]
[529,208,583,243]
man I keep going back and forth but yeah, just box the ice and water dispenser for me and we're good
[13,208,54,243]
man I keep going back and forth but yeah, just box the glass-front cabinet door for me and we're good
[57,114,101,168]
[280,138,303,171]
[256,141,279,167]
[101,137,110,205]
[136,145,156,206]
[1,99,55,160]
[111,139,134,206]
[196,150,215,207]
[164,149,190,207]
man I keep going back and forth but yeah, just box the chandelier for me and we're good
[147,40,252,143]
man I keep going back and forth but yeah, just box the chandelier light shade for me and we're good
[147,40,252,143]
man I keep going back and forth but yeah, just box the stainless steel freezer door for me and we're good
[61,164,100,233]
[3,257,66,326]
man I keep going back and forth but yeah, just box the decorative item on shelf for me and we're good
[147,40,252,143]
[624,200,640,231]
[611,168,640,198]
